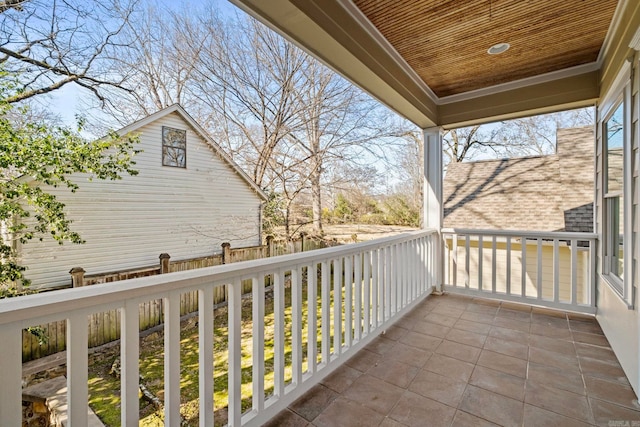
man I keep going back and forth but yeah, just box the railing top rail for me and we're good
[0,229,436,326]
[441,228,598,241]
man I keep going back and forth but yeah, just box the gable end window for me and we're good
[162,126,186,168]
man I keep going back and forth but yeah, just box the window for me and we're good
[162,126,186,168]
[603,100,625,291]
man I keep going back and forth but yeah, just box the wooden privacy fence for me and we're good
[22,235,331,362]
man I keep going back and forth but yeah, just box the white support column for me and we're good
[423,127,444,292]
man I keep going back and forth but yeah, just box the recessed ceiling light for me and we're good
[487,42,510,55]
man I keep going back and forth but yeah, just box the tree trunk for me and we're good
[310,161,323,235]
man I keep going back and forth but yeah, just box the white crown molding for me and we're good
[599,0,631,63]
[629,24,640,51]
[437,62,600,105]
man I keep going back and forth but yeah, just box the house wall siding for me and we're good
[595,52,640,395]
[19,112,263,288]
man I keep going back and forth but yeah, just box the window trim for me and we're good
[600,62,633,307]
[162,126,187,168]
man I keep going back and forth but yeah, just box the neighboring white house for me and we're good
[17,104,267,289]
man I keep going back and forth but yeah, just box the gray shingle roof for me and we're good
[443,126,594,232]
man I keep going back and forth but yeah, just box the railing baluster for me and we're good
[252,276,265,411]
[521,237,527,297]
[333,258,342,355]
[354,253,362,342]
[344,256,353,348]
[365,251,372,334]
[273,271,285,395]
[0,325,20,426]
[478,235,484,291]
[307,264,318,373]
[571,239,578,305]
[589,240,597,307]
[553,240,560,303]
[67,312,89,426]
[537,238,543,300]
[122,300,140,426]
[228,280,242,427]
[292,267,303,385]
[164,292,181,427]
[465,235,470,288]
[385,246,392,321]
[321,261,330,365]
[506,236,512,295]
[452,234,458,287]
[199,286,214,427]
[491,236,497,294]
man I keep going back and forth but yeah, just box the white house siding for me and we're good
[595,51,639,395]
[19,111,263,288]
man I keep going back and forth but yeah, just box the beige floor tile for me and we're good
[436,340,482,363]
[380,325,409,341]
[530,313,570,329]
[524,380,594,424]
[523,404,593,427]
[424,312,460,327]
[589,398,640,427]
[500,302,533,312]
[465,303,499,316]
[408,369,467,407]
[469,365,525,401]
[399,330,442,351]
[476,349,528,378]
[321,364,362,393]
[570,319,604,335]
[528,346,581,373]
[385,341,432,367]
[575,342,618,362]
[342,374,404,415]
[345,349,380,372]
[290,384,338,422]
[446,328,487,348]
[460,311,496,325]
[424,353,475,382]
[312,397,385,427]
[431,305,465,318]
[412,319,450,338]
[365,335,397,355]
[453,318,492,335]
[367,359,419,388]
[529,323,573,339]
[458,385,524,427]
[482,336,528,360]
[529,334,577,357]
[492,316,531,333]
[378,417,406,427]
[527,362,586,395]
[572,331,610,346]
[488,325,529,345]
[495,308,532,323]
[585,376,639,410]
[389,391,456,427]
[579,356,629,385]
[263,409,310,427]
[451,410,499,427]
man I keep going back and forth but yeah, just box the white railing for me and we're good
[442,228,597,314]
[0,229,437,426]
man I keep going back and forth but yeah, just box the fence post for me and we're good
[69,267,86,287]
[222,242,231,264]
[266,236,274,257]
[159,253,171,274]
[299,232,306,252]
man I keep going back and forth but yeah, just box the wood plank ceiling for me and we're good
[352,0,619,98]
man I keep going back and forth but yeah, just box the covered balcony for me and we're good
[3,0,640,426]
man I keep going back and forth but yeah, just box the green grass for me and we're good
[87,271,345,426]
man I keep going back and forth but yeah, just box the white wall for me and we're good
[20,111,263,288]
[596,54,640,396]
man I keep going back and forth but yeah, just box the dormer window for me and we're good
[162,126,186,168]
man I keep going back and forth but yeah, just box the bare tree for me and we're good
[0,0,138,105]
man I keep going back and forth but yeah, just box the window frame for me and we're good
[162,126,187,169]
[600,62,633,306]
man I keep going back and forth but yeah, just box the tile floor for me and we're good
[265,293,640,427]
